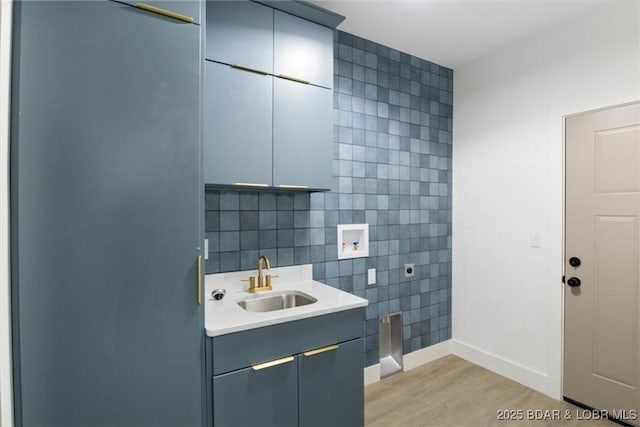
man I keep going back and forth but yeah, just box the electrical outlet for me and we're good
[404,263,415,278]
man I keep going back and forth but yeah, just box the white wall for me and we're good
[0,0,12,424]
[452,0,640,398]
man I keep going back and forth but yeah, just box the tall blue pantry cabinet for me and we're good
[10,1,204,425]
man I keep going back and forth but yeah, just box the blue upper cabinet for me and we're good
[273,78,333,190]
[204,61,272,186]
[203,0,339,190]
[274,10,334,89]
[121,0,201,24]
[205,1,273,73]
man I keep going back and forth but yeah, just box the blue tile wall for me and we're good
[205,31,453,366]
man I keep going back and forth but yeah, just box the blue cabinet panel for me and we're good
[212,308,364,375]
[274,10,334,89]
[298,338,365,427]
[204,61,272,186]
[11,1,203,425]
[273,78,333,190]
[213,358,298,426]
[256,1,345,29]
[205,0,273,72]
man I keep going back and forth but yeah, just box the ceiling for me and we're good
[310,0,618,69]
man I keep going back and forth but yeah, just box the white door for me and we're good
[565,102,640,426]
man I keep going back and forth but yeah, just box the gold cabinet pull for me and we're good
[278,74,310,85]
[277,184,309,189]
[231,64,270,76]
[252,356,295,371]
[232,182,269,187]
[303,344,339,357]
[197,255,203,305]
[135,3,194,23]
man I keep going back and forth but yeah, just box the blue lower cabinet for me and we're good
[211,309,365,426]
[298,339,365,427]
[213,357,299,426]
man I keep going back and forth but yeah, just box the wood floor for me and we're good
[365,355,615,427]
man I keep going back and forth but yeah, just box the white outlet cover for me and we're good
[404,263,415,278]
[367,268,376,285]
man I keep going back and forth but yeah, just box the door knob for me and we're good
[567,277,581,287]
[569,257,581,267]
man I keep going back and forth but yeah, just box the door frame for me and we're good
[561,100,640,400]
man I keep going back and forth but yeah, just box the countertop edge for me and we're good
[205,299,367,338]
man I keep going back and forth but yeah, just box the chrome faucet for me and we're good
[242,255,277,293]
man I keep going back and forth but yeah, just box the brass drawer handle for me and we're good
[197,255,202,305]
[135,3,194,23]
[303,344,339,357]
[231,64,270,76]
[277,184,309,189]
[278,74,310,85]
[252,356,295,371]
[232,182,269,187]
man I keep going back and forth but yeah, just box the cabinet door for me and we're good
[11,1,203,425]
[273,78,333,190]
[121,0,201,24]
[298,339,365,427]
[274,10,334,89]
[205,0,273,73]
[204,61,272,186]
[213,358,298,426]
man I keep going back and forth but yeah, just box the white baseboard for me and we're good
[364,364,380,386]
[403,339,454,371]
[364,339,551,398]
[364,339,454,386]
[451,339,549,396]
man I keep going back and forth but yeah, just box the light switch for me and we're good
[367,268,376,285]
[204,239,209,260]
[529,231,542,248]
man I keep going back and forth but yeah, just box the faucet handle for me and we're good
[241,276,256,291]
[265,274,278,288]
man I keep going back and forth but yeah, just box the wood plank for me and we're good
[365,355,615,426]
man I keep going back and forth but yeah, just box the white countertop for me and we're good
[205,264,368,337]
